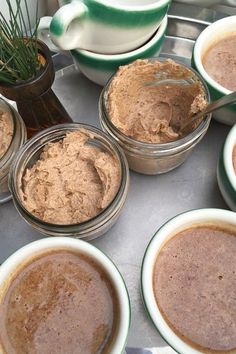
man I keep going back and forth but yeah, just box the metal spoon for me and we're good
[145,77,195,87]
[145,74,236,132]
[181,90,236,132]
[145,68,196,87]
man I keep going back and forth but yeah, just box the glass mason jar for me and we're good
[99,58,211,175]
[0,98,26,204]
[8,123,129,240]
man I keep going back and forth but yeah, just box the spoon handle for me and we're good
[196,90,236,119]
[181,90,236,132]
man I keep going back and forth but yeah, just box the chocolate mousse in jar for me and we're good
[99,57,211,175]
[0,98,26,204]
[8,123,129,240]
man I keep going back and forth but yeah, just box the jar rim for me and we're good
[9,123,129,232]
[0,98,26,176]
[100,57,211,155]
[0,99,16,165]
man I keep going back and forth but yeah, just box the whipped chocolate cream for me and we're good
[153,226,236,353]
[0,111,13,159]
[203,35,236,91]
[107,59,207,143]
[20,130,121,225]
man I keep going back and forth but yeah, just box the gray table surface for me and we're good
[0,3,231,350]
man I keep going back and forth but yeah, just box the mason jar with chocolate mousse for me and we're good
[8,123,129,240]
[99,58,211,175]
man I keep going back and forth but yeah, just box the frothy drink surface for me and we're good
[0,250,119,354]
[203,35,236,91]
[153,226,236,353]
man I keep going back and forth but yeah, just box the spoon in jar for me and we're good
[180,90,236,133]
[145,73,236,132]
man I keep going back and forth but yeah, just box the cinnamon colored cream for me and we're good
[107,59,207,143]
[19,130,121,225]
[0,249,120,354]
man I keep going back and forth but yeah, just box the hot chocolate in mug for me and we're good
[38,0,171,54]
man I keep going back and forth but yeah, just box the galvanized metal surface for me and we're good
[0,3,230,351]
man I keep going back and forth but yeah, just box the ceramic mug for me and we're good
[71,15,168,86]
[217,124,236,211]
[141,208,236,354]
[192,15,236,125]
[38,0,171,54]
[0,237,131,353]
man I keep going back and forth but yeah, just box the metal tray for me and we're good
[0,3,230,351]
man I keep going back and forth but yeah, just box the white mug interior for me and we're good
[0,237,130,354]
[141,208,236,354]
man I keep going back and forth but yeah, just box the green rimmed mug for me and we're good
[192,15,236,126]
[217,124,236,211]
[71,15,168,86]
[141,208,236,354]
[0,237,131,353]
[38,0,171,54]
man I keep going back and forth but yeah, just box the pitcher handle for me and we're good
[38,16,60,52]
[49,1,88,50]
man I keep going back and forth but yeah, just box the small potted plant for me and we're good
[0,0,72,138]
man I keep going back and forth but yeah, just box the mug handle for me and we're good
[38,16,60,52]
[50,1,88,50]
